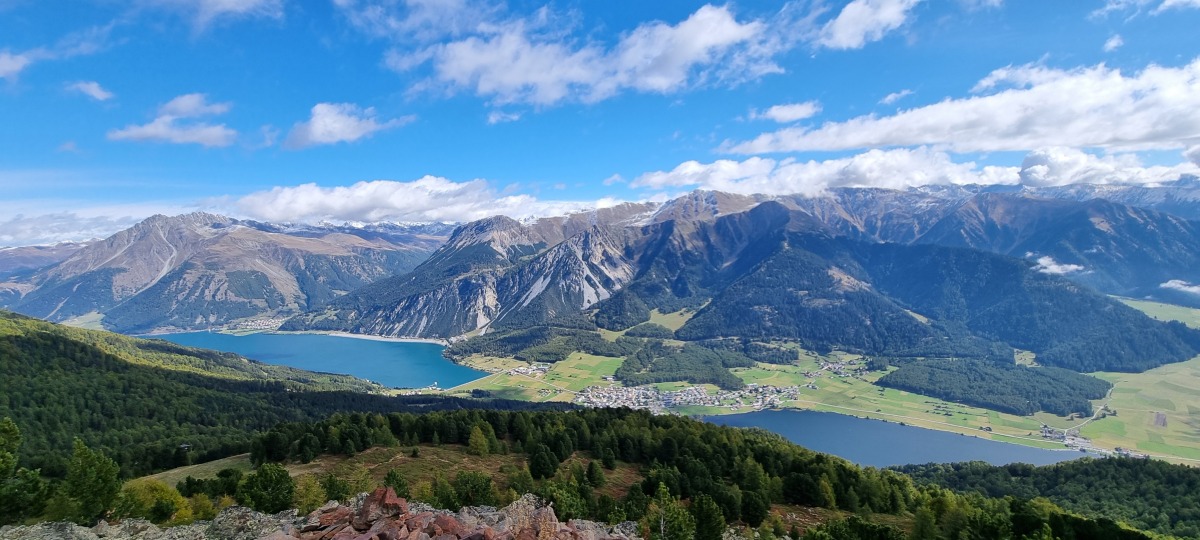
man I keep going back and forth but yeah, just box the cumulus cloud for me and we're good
[67,81,114,101]
[142,0,284,28]
[234,177,615,223]
[1161,279,1200,295]
[108,93,237,147]
[1103,34,1124,52]
[817,0,922,50]
[283,103,412,149]
[632,147,1019,196]
[751,101,821,123]
[1031,256,1085,275]
[373,4,823,107]
[879,89,913,105]
[1018,147,1198,187]
[730,58,1200,154]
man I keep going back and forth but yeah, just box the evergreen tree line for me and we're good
[896,458,1200,537]
[247,408,1152,540]
[876,359,1112,416]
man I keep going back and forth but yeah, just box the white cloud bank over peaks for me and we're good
[107,93,237,147]
[633,147,1199,196]
[729,57,1200,154]
[283,103,412,149]
[1031,256,1085,275]
[632,148,1018,196]
[818,0,923,50]
[234,177,617,224]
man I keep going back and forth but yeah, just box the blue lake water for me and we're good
[153,331,486,389]
[151,332,1085,466]
[709,409,1086,467]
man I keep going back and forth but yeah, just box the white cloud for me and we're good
[817,0,922,50]
[730,58,1200,154]
[390,4,785,106]
[107,93,237,147]
[234,177,614,223]
[486,110,521,124]
[0,26,109,81]
[1161,279,1200,295]
[1186,146,1200,166]
[67,81,115,101]
[1032,256,1085,275]
[1094,0,1200,17]
[283,103,412,149]
[879,89,913,105]
[1017,147,1198,187]
[633,147,1200,196]
[142,0,284,28]
[0,213,146,247]
[1155,0,1200,12]
[1103,34,1124,52]
[751,101,821,123]
[632,148,1020,196]
[333,0,501,43]
[0,50,37,80]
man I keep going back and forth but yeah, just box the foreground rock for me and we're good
[0,490,639,540]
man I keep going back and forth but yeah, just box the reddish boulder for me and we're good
[354,488,410,530]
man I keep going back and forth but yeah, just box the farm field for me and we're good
[441,303,1200,461]
[1117,297,1200,328]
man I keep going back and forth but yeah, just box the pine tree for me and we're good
[468,425,490,456]
[587,461,606,487]
[238,463,295,513]
[642,483,695,540]
[63,438,120,524]
[384,469,410,498]
[690,494,725,540]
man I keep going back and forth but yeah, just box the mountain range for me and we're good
[0,214,453,333]
[5,177,1200,339]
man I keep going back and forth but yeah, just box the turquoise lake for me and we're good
[711,409,1086,467]
[153,331,486,389]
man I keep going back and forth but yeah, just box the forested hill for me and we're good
[0,310,568,478]
[247,408,1156,540]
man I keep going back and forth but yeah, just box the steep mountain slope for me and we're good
[290,196,1200,376]
[2,213,452,333]
[784,189,1200,306]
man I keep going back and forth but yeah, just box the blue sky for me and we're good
[2,0,1199,245]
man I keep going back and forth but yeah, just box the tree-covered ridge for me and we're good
[248,408,1153,540]
[0,311,382,392]
[876,359,1112,416]
[0,310,568,478]
[896,458,1200,537]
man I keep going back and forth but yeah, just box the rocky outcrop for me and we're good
[0,490,638,540]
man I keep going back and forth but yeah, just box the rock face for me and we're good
[0,490,637,540]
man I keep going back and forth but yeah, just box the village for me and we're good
[573,381,803,412]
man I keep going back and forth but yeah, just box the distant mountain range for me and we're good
[0,213,453,333]
[283,181,1200,346]
[5,176,1200,338]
